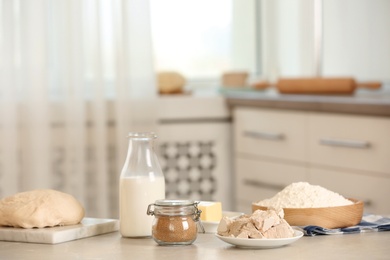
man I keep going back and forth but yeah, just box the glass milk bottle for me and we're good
[119,132,165,237]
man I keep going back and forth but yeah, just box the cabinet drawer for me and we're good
[308,113,390,174]
[309,167,390,215]
[234,108,306,162]
[235,157,308,207]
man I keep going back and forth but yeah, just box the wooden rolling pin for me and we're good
[275,77,381,94]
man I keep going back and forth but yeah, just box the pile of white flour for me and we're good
[255,182,353,208]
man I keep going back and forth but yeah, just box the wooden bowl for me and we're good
[252,199,364,229]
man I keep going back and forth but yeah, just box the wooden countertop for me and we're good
[223,87,390,117]
[1,231,390,259]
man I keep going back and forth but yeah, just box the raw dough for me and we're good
[157,71,186,94]
[0,189,85,228]
[221,71,248,87]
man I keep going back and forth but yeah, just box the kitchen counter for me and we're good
[1,231,389,259]
[223,87,390,117]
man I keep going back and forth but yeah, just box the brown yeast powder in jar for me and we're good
[147,200,202,245]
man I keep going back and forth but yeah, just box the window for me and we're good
[150,0,261,87]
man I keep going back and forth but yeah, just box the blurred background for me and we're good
[0,0,389,218]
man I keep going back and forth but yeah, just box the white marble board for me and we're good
[0,218,119,244]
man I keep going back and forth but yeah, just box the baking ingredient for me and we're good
[147,200,201,245]
[120,176,165,237]
[221,71,248,87]
[217,208,294,239]
[198,201,222,222]
[254,182,353,208]
[119,132,166,238]
[152,215,197,244]
[157,71,186,94]
[120,176,165,236]
[0,189,84,228]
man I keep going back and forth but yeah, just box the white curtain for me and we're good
[0,0,157,219]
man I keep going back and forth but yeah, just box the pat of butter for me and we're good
[198,201,222,222]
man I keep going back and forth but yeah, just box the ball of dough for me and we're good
[221,71,249,87]
[0,189,85,228]
[157,71,186,94]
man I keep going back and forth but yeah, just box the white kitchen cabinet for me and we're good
[308,112,390,175]
[234,108,306,162]
[157,95,233,210]
[158,122,232,210]
[233,107,390,214]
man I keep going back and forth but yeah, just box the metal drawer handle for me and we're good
[243,130,284,141]
[319,138,370,149]
[243,179,285,191]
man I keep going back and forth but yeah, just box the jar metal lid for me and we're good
[154,199,195,206]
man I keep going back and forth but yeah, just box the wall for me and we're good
[323,0,390,82]
[261,0,390,85]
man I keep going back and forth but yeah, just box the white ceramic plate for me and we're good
[200,211,244,233]
[215,230,303,249]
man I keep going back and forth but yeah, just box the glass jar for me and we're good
[147,200,204,246]
[119,132,165,237]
